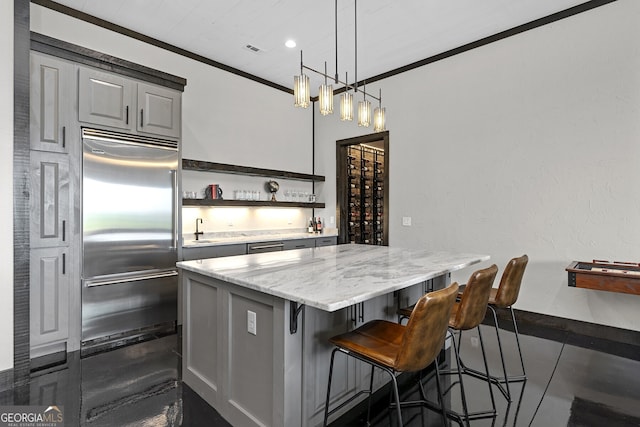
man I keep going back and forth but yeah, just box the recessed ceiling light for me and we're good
[285,40,296,48]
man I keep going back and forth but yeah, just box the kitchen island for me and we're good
[177,244,489,427]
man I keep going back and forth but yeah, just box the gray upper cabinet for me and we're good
[30,53,74,153]
[30,151,70,249]
[78,67,181,139]
[78,67,134,131]
[137,82,181,138]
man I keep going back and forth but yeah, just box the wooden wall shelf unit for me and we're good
[182,159,325,182]
[183,199,325,208]
[182,159,325,208]
[566,260,640,296]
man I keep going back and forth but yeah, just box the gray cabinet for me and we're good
[182,244,247,261]
[78,68,133,131]
[137,82,181,138]
[30,53,73,153]
[30,151,70,249]
[30,247,70,357]
[283,239,315,250]
[79,68,181,139]
[315,236,338,247]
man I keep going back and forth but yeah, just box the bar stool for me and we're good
[323,283,459,427]
[442,265,499,426]
[461,255,528,401]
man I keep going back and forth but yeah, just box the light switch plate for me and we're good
[247,310,257,335]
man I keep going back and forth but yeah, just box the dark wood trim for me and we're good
[30,0,292,94]
[14,0,32,388]
[182,159,325,182]
[488,308,640,362]
[336,132,389,245]
[333,0,619,93]
[0,368,14,393]
[31,0,616,96]
[183,199,325,209]
[30,32,187,91]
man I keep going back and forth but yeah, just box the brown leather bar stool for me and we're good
[461,255,528,401]
[323,283,459,427]
[442,264,499,426]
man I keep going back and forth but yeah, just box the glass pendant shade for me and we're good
[294,74,310,108]
[358,99,371,127]
[340,92,353,121]
[319,84,334,115]
[373,107,386,132]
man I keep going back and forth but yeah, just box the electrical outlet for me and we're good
[402,216,412,226]
[247,310,257,335]
[330,216,335,224]
[470,336,479,348]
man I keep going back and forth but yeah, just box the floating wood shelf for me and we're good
[183,199,325,208]
[182,159,325,182]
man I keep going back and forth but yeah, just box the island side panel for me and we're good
[182,270,303,427]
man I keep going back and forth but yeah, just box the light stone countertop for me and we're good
[177,244,489,312]
[182,228,338,247]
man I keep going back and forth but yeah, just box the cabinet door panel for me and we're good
[30,54,72,153]
[137,82,181,138]
[31,152,70,248]
[78,68,133,130]
[283,239,314,250]
[30,247,70,349]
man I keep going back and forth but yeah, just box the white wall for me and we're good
[1,1,15,371]
[29,4,313,172]
[316,0,640,331]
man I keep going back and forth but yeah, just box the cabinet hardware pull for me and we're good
[62,253,66,275]
[62,126,66,148]
[62,220,66,242]
[126,106,129,125]
[249,243,284,250]
[140,109,144,127]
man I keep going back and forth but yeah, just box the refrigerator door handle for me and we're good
[171,169,178,250]
[85,270,178,288]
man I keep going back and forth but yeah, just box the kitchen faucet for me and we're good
[195,218,204,240]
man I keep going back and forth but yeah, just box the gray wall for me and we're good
[315,0,640,332]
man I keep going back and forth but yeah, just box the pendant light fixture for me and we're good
[292,0,386,129]
[373,89,386,132]
[318,62,333,115]
[340,72,353,121]
[358,82,371,127]
[294,51,310,108]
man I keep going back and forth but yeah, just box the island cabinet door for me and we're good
[302,306,359,426]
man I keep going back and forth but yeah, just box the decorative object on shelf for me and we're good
[266,180,280,201]
[293,0,386,131]
[204,184,223,200]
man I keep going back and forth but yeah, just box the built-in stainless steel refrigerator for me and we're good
[81,128,178,351]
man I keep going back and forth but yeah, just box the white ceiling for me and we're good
[52,0,591,91]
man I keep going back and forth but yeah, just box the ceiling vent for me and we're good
[244,44,264,54]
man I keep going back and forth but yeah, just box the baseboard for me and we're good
[485,308,640,361]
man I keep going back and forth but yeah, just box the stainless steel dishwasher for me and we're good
[247,241,284,254]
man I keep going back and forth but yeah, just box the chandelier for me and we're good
[293,0,386,132]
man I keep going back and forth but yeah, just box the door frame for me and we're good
[336,131,389,245]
